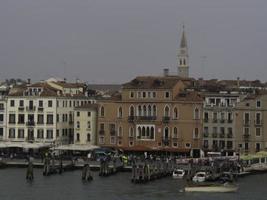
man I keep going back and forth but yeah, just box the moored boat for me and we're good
[184,182,238,193]
[172,169,185,179]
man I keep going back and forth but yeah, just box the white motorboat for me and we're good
[172,169,185,179]
[184,182,238,193]
[192,171,208,183]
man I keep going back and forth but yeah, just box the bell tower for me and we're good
[177,25,189,78]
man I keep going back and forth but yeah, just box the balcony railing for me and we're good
[162,116,170,123]
[243,120,250,126]
[136,116,157,121]
[255,120,262,126]
[26,106,36,112]
[243,134,250,140]
[26,121,35,126]
[128,116,135,122]
[37,107,44,112]
[212,133,218,138]
[18,107,24,111]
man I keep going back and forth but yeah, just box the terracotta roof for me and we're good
[175,91,203,102]
[75,103,98,110]
[122,76,189,89]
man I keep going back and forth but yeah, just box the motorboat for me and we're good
[184,182,238,193]
[192,171,208,183]
[172,169,185,179]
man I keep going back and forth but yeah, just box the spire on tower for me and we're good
[180,25,187,48]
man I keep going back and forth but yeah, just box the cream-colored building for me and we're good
[74,104,98,145]
[0,98,7,141]
[235,94,267,154]
[4,82,93,146]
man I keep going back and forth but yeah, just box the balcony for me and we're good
[228,119,233,123]
[203,132,209,138]
[18,107,24,111]
[227,133,233,138]
[110,130,116,136]
[204,118,209,123]
[26,121,35,126]
[243,120,250,127]
[128,116,135,123]
[162,137,170,146]
[136,116,157,121]
[243,134,250,140]
[37,107,44,112]
[26,106,36,112]
[162,116,170,123]
[212,133,218,138]
[219,133,225,138]
[99,130,105,135]
[255,120,262,126]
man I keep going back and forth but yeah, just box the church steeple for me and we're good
[177,25,189,78]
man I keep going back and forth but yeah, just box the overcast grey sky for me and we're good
[0,0,266,83]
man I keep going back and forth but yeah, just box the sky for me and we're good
[0,0,267,83]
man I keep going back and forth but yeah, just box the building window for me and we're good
[256,143,261,152]
[46,130,53,139]
[87,133,91,142]
[39,100,43,107]
[173,107,179,119]
[99,136,105,144]
[255,112,261,125]
[0,103,4,110]
[0,114,3,122]
[136,125,155,140]
[244,112,250,124]
[48,100,53,107]
[194,108,200,120]
[173,142,178,147]
[9,114,16,124]
[138,92,141,98]
[256,100,261,108]
[77,112,80,117]
[129,127,134,137]
[173,127,178,138]
[87,112,91,117]
[164,105,170,117]
[18,129,24,138]
[100,106,105,117]
[118,107,123,118]
[18,114,25,124]
[185,143,191,148]
[77,121,80,129]
[19,100,24,107]
[87,121,91,129]
[165,91,170,98]
[10,100,15,107]
[37,114,44,124]
[9,128,16,138]
[153,105,156,116]
[193,128,199,139]
[37,129,44,139]
[152,92,156,98]
[129,141,134,147]
[142,92,146,98]
[110,136,116,144]
[0,128,3,137]
[76,133,80,141]
[47,114,54,125]
[130,91,134,98]
[256,128,261,137]
[129,106,135,116]
[118,126,123,137]
[164,127,169,139]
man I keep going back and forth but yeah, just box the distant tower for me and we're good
[177,25,189,78]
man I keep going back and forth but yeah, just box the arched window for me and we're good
[143,105,147,116]
[148,105,152,116]
[76,133,80,141]
[129,127,134,137]
[164,127,169,139]
[118,126,123,137]
[129,106,135,116]
[150,127,155,139]
[100,106,105,117]
[118,107,123,118]
[137,127,141,139]
[142,127,146,137]
[77,121,80,129]
[164,105,170,117]
[194,107,200,120]
[173,127,178,138]
[173,107,178,119]
[153,105,157,116]
[146,127,150,138]
[138,105,142,116]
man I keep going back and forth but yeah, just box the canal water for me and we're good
[0,168,266,200]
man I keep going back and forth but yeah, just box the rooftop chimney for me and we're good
[163,68,169,77]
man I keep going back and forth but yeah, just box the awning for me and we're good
[54,144,99,151]
[0,142,52,149]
